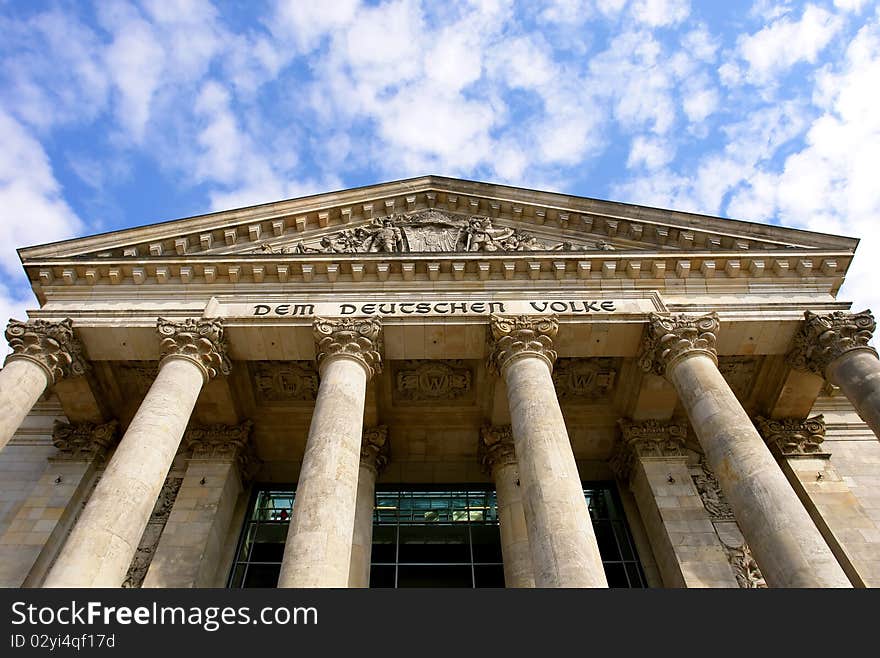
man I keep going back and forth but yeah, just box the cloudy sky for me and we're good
[0,0,877,331]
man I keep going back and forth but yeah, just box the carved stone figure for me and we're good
[122,476,183,588]
[690,459,735,521]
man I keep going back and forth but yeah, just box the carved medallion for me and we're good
[552,358,616,400]
[394,360,472,402]
[250,361,319,402]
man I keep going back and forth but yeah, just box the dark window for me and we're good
[229,483,646,588]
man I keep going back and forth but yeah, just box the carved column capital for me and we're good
[183,420,257,479]
[51,419,118,462]
[360,425,390,475]
[754,414,830,458]
[488,314,558,375]
[478,425,517,475]
[786,310,877,377]
[610,418,688,481]
[313,317,382,379]
[5,318,89,384]
[158,317,231,382]
[638,312,720,377]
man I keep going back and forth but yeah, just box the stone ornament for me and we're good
[488,314,558,374]
[4,318,88,384]
[313,316,383,378]
[251,361,319,402]
[754,414,830,458]
[552,358,616,400]
[610,419,687,481]
[690,459,735,522]
[122,476,183,589]
[395,360,471,401]
[361,426,390,474]
[255,209,610,255]
[184,420,258,478]
[787,310,877,376]
[51,419,118,462]
[157,317,231,381]
[638,312,720,377]
[724,543,767,589]
[478,425,517,475]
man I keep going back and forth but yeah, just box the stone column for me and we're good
[788,310,880,439]
[479,425,535,588]
[639,313,850,587]
[0,420,117,587]
[348,426,389,588]
[143,421,256,588]
[278,317,382,588]
[489,314,607,588]
[755,415,873,586]
[611,419,739,588]
[43,318,230,587]
[0,319,88,452]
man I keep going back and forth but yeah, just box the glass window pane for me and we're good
[397,565,472,587]
[369,566,396,588]
[474,565,506,588]
[398,525,470,563]
[470,525,503,563]
[242,563,280,588]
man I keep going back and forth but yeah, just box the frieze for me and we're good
[122,476,183,588]
[394,360,472,402]
[250,361,319,402]
[252,209,616,255]
[552,358,616,400]
[724,543,767,589]
[690,459,735,522]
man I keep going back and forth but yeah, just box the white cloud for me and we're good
[737,4,843,83]
[630,0,690,27]
[627,135,673,170]
[270,0,360,53]
[833,0,869,12]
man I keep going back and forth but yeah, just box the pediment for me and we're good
[18,175,857,263]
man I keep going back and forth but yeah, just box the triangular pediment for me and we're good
[18,175,858,262]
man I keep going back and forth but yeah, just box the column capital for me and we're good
[51,419,118,462]
[754,414,830,458]
[786,310,877,377]
[5,318,89,384]
[158,317,231,382]
[360,425,390,475]
[488,314,558,375]
[478,424,517,475]
[313,317,383,379]
[183,420,257,479]
[638,312,720,377]
[610,418,688,480]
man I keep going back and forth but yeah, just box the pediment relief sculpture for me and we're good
[252,209,616,255]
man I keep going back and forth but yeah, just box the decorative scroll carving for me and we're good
[724,543,767,589]
[717,356,760,400]
[488,314,558,374]
[552,358,616,400]
[313,317,382,378]
[4,318,88,384]
[122,476,183,588]
[754,414,829,458]
[157,317,231,381]
[610,419,687,480]
[264,209,615,255]
[478,425,517,475]
[395,360,471,401]
[361,426,390,475]
[184,420,258,479]
[51,420,118,462]
[638,312,720,377]
[690,460,735,521]
[250,361,319,402]
[787,310,877,376]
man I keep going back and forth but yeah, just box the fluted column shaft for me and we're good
[789,310,880,438]
[480,426,534,588]
[642,313,850,588]
[0,319,87,452]
[490,315,607,588]
[44,318,229,587]
[279,317,382,588]
[348,427,389,588]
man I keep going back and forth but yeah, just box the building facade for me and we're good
[1,176,878,588]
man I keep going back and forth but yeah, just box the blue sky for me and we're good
[0,0,878,330]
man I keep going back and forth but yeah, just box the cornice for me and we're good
[18,179,857,262]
